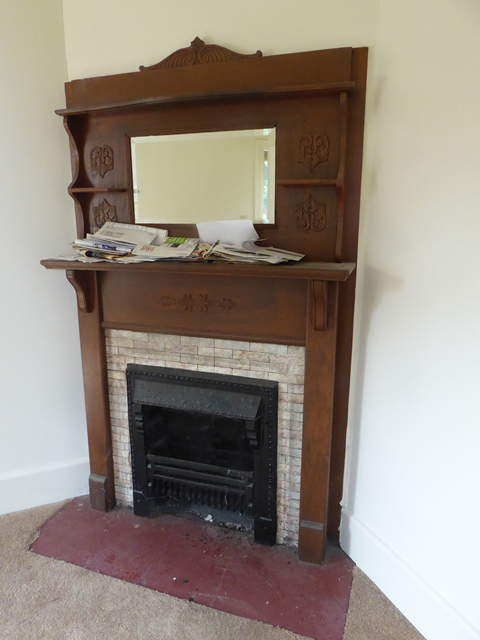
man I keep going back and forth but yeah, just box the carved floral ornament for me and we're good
[298,133,329,172]
[296,194,326,232]
[160,294,237,312]
[93,199,117,229]
[90,145,114,178]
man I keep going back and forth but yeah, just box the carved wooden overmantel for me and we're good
[42,39,368,564]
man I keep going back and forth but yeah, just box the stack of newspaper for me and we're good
[72,222,160,257]
[66,222,199,263]
[60,222,304,264]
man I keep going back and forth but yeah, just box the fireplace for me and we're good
[42,41,367,563]
[126,364,278,545]
[107,329,305,546]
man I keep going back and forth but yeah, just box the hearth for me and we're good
[126,364,278,545]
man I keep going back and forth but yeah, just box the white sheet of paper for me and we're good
[196,220,259,245]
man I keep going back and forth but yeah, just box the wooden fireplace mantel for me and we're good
[42,258,355,564]
[43,39,367,564]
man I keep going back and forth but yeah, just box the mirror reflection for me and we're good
[131,128,275,225]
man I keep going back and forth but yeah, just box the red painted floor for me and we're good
[31,497,354,639]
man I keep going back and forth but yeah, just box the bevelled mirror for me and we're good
[131,128,276,224]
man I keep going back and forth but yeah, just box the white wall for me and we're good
[42,1,480,637]
[0,0,89,515]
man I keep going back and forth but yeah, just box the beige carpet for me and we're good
[344,568,425,640]
[0,501,424,640]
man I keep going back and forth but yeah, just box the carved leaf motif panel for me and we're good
[296,194,326,232]
[90,145,114,178]
[93,199,117,230]
[298,134,330,172]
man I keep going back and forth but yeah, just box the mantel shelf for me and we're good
[41,259,355,282]
[56,81,357,116]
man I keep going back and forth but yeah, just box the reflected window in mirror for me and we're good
[131,129,275,225]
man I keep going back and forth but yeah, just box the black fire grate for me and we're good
[126,365,278,545]
[147,455,254,513]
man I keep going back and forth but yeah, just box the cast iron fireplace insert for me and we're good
[126,364,278,545]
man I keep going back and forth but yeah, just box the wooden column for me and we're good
[67,270,115,511]
[298,280,339,563]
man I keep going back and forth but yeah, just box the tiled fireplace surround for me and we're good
[105,329,305,546]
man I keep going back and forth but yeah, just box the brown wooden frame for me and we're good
[43,39,368,563]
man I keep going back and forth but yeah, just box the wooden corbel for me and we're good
[66,270,96,313]
[311,280,328,331]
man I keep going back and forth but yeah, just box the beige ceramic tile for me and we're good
[107,331,305,545]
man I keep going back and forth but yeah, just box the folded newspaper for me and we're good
[59,221,304,264]
[210,241,303,264]
[72,221,166,253]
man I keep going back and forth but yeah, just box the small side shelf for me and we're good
[276,179,338,187]
[67,187,129,238]
[70,187,127,193]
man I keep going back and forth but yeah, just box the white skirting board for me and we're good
[0,459,90,517]
[340,510,480,640]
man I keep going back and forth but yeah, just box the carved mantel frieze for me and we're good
[160,293,237,312]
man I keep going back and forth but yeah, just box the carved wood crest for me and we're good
[139,37,262,71]
[298,134,329,172]
[296,194,326,232]
[93,199,117,229]
[90,145,114,178]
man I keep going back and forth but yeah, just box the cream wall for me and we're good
[23,1,479,638]
[62,0,379,79]
[0,0,89,514]
[341,2,480,639]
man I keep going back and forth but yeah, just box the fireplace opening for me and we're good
[143,406,255,470]
[126,364,278,545]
